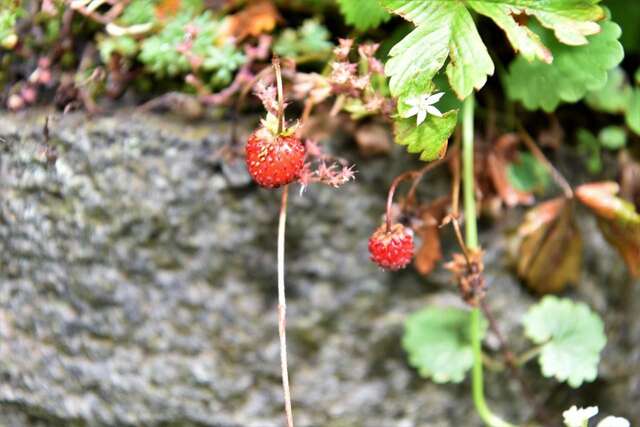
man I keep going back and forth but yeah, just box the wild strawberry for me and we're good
[245,125,306,188]
[368,223,414,270]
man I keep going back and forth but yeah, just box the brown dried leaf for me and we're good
[576,182,640,277]
[444,249,486,306]
[488,133,534,207]
[413,197,449,276]
[220,0,280,41]
[517,197,582,294]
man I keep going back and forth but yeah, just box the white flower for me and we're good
[597,416,630,427]
[401,92,445,126]
[563,406,599,427]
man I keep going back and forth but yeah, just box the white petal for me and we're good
[563,406,599,427]
[404,96,420,107]
[401,106,419,118]
[597,416,630,427]
[416,110,427,126]
[426,105,443,117]
[426,92,445,104]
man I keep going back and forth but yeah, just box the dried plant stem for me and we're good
[277,185,294,427]
[518,126,573,199]
[273,57,285,134]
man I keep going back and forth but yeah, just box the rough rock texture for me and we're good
[0,111,638,427]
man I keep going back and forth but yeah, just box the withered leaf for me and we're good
[414,196,449,276]
[576,182,640,277]
[517,197,582,294]
[220,0,280,41]
[444,249,486,306]
[488,133,534,208]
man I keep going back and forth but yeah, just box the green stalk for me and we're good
[462,95,516,427]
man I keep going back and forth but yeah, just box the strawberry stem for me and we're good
[273,57,285,134]
[385,158,447,232]
[463,95,515,427]
[385,171,415,232]
[277,184,295,427]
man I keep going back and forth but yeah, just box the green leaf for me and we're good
[337,0,390,31]
[626,90,640,135]
[585,67,632,114]
[139,12,244,87]
[523,296,606,388]
[403,307,487,383]
[507,152,550,192]
[98,35,139,63]
[607,0,640,53]
[382,1,492,99]
[505,18,624,112]
[382,0,605,100]
[120,0,157,26]
[273,19,333,59]
[394,110,458,161]
[0,6,21,49]
[598,126,627,150]
[577,128,602,174]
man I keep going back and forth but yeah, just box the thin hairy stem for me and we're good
[463,96,516,427]
[278,185,294,427]
[405,154,450,205]
[385,171,416,231]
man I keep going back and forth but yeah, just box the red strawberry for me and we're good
[368,223,414,270]
[245,126,306,188]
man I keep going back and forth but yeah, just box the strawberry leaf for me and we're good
[404,307,487,383]
[585,67,633,114]
[505,18,624,112]
[523,296,606,388]
[337,0,390,31]
[382,0,605,100]
[575,182,640,277]
[394,111,458,162]
[626,90,640,135]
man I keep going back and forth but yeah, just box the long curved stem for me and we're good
[463,95,516,427]
[278,185,294,427]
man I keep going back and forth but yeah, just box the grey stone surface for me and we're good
[0,111,638,426]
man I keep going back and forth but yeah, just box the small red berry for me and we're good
[368,223,414,270]
[245,128,306,188]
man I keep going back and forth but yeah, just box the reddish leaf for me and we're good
[576,182,640,277]
[220,0,280,41]
[516,197,582,293]
[155,0,182,19]
[488,133,534,207]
